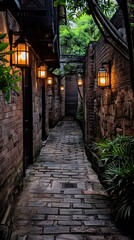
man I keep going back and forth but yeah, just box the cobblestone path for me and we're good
[11,119,129,240]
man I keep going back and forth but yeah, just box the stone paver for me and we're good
[11,119,130,240]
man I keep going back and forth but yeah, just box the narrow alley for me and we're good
[11,119,129,240]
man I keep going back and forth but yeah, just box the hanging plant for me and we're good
[0,33,21,102]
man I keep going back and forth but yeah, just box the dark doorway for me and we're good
[22,68,33,176]
[65,75,78,116]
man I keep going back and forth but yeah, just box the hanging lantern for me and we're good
[12,41,29,67]
[9,31,30,67]
[38,65,47,79]
[97,66,110,88]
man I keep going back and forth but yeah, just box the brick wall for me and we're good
[84,11,134,142]
[60,77,65,118]
[0,12,23,219]
[95,37,133,137]
[49,76,61,128]
[0,11,50,220]
[0,89,23,219]
[32,56,43,159]
[84,43,96,143]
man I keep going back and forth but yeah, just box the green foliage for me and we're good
[76,101,84,123]
[60,1,117,55]
[104,159,134,221]
[60,13,100,55]
[55,0,117,19]
[0,33,21,102]
[129,3,134,28]
[98,0,118,19]
[90,135,134,221]
[0,33,14,62]
[0,66,21,102]
[63,63,81,72]
[55,0,88,14]
[57,0,117,75]
[53,63,82,78]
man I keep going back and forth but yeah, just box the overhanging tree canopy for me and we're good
[55,0,134,91]
[60,14,100,55]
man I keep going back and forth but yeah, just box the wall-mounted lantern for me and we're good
[60,85,64,91]
[9,31,30,67]
[78,78,83,86]
[38,65,47,79]
[47,76,53,86]
[77,74,83,86]
[97,61,111,88]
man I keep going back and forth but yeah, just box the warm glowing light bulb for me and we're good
[38,66,47,79]
[41,71,45,77]
[100,78,106,84]
[60,85,64,91]
[47,77,53,85]
[78,79,83,86]
[48,79,52,85]
[12,43,29,66]
[20,52,26,60]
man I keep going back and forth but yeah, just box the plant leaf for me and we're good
[0,42,9,52]
[0,33,7,39]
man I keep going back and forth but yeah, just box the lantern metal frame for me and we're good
[97,60,111,88]
[9,30,30,68]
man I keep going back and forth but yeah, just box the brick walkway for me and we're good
[11,119,129,240]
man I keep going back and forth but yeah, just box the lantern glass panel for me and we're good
[38,66,47,79]
[98,67,110,87]
[78,79,83,86]
[47,77,53,85]
[12,43,29,67]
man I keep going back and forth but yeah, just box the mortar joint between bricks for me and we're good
[58,208,60,215]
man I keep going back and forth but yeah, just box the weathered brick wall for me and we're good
[84,43,96,144]
[78,84,83,107]
[95,37,133,137]
[60,77,65,118]
[0,90,23,217]
[84,11,134,141]
[0,10,49,221]
[0,12,23,220]
[43,80,49,139]
[32,57,43,159]
[49,76,61,128]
